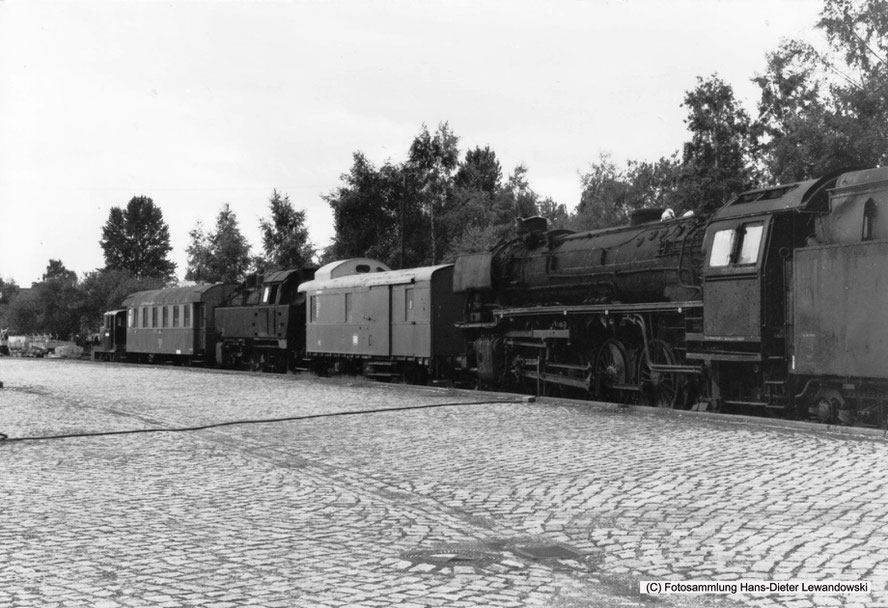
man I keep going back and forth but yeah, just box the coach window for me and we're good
[184,304,191,328]
[310,296,318,322]
[128,309,134,328]
[709,229,735,267]
[345,293,353,322]
[152,307,158,328]
[173,305,180,327]
[141,307,147,328]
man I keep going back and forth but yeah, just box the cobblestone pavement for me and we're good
[1,359,887,608]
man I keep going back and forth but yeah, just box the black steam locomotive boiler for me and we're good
[454,211,708,408]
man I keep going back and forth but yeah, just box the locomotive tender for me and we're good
[97,166,888,427]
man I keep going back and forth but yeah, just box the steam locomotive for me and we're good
[454,166,888,426]
[96,166,888,427]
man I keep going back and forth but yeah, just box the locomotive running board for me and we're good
[494,300,703,318]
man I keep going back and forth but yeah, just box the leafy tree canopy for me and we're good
[78,268,165,332]
[8,260,81,337]
[407,122,460,264]
[42,259,77,284]
[753,0,888,181]
[259,190,317,272]
[323,153,416,266]
[185,204,252,284]
[679,75,758,213]
[100,196,176,280]
[324,126,567,268]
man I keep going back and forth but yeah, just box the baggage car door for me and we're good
[195,304,205,352]
[366,285,391,356]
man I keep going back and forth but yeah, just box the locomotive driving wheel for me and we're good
[593,339,629,402]
[637,339,683,409]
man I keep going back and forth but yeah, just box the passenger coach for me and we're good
[123,284,236,364]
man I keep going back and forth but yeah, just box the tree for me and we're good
[100,196,176,280]
[258,190,316,271]
[325,123,563,266]
[185,204,252,283]
[537,197,570,229]
[0,276,20,330]
[0,276,19,305]
[43,259,77,283]
[324,153,418,267]
[679,75,757,213]
[407,122,460,264]
[440,147,504,260]
[571,154,635,230]
[753,0,888,181]
[623,157,685,212]
[454,146,502,194]
[443,163,557,260]
[77,268,165,333]
[8,260,81,337]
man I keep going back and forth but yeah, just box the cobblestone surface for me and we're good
[1,358,887,607]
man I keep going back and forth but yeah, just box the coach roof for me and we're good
[313,258,392,282]
[123,284,227,307]
[298,264,452,293]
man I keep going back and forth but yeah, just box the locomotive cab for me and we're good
[688,173,840,413]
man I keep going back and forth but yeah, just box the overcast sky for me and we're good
[0,0,822,286]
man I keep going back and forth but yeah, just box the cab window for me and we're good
[737,224,764,264]
[708,222,764,267]
[709,229,735,267]
[262,285,278,304]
